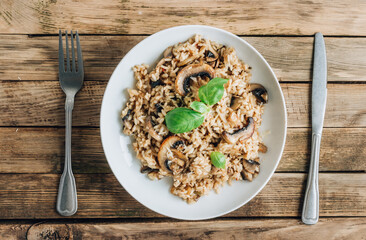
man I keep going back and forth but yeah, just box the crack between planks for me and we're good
[1,216,366,224]
[0,33,366,38]
[2,79,366,84]
[0,125,100,129]
[0,172,364,175]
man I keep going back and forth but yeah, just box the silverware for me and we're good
[56,30,84,216]
[302,32,327,225]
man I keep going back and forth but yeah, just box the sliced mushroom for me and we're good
[140,166,158,174]
[189,76,204,101]
[222,117,255,144]
[145,117,163,142]
[205,40,219,62]
[175,63,215,96]
[163,46,173,58]
[150,79,164,88]
[241,170,253,182]
[243,158,260,174]
[170,149,188,170]
[164,153,187,173]
[249,83,268,104]
[170,148,187,161]
[258,142,268,153]
[157,136,187,173]
[230,96,243,110]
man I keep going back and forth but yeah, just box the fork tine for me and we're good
[65,30,70,72]
[70,30,76,72]
[76,31,83,74]
[59,30,64,73]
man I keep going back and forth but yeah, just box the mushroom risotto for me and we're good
[121,35,268,203]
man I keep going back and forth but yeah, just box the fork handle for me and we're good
[57,95,78,216]
[302,133,320,224]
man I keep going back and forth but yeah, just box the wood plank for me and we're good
[1,0,366,35]
[282,128,366,172]
[0,35,145,82]
[282,83,366,128]
[1,218,366,240]
[246,37,366,83]
[0,223,28,240]
[1,128,365,174]
[0,173,365,219]
[0,81,105,127]
[0,128,109,174]
[1,81,365,127]
[1,35,366,82]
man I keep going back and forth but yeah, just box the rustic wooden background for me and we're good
[1,0,366,239]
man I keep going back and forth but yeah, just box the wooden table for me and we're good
[1,1,366,239]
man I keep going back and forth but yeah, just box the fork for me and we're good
[57,30,84,216]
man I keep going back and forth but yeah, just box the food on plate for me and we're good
[121,35,268,203]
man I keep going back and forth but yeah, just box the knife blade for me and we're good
[302,32,327,225]
[312,33,328,134]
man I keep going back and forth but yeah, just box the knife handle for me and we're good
[302,133,320,225]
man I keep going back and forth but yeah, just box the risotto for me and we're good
[121,35,268,203]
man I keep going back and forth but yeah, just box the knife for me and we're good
[302,32,327,225]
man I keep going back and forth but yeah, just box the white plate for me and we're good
[100,25,287,220]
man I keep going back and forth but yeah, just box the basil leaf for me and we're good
[165,108,205,133]
[199,78,229,106]
[210,151,226,169]
[190,101,210,114]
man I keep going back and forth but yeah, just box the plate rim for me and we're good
[100,24,287,220]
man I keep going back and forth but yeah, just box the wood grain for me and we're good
[0,81,105,127]
[0,173,365,219]
[1,218,366,240]
[0,128,365,174]
[1,35,366,82]
[1,81,365,127]
[0,0,364,233]
[0,128,109,174]
[0,35,144,82]
[1,0,366,35]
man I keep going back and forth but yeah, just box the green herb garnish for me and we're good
[165,108,205,134]
[165,77,229,134]
[198,78,228,106]
[190,101,210,114]
[210,151,226,169]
